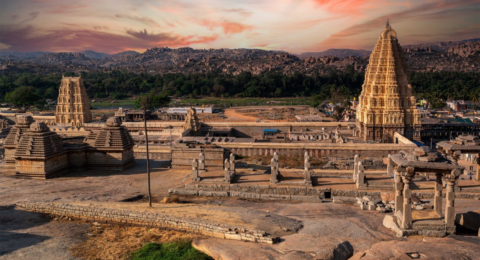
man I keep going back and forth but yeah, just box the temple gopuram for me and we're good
[356,21,422,142]
[55,76,92,126]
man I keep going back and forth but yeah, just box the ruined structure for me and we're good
[3,115,34,170]
[385,147,463,236]
[15,122,68,178]
[84,117,135,170]
[437,135,480,181]
[356,22,421,141]
[3,116,135,178]
[55,76,92,126]
[183,107,201,133]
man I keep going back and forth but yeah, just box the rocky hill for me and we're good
[1,39,478,74]
[298,49,371,59]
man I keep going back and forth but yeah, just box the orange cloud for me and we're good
[311,0,377,16]
[199,20,253,35]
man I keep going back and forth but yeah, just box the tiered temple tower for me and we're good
[356,22,421,141]
[55,76,92,126]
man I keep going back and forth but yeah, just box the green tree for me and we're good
[135,89,171,207]
[5,86,41,112]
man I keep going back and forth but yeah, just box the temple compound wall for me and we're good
[356,22,421,142]
[55,76,92,126]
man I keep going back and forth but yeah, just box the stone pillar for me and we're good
[224,159,231,183]
[304,152,312,186]
[434,174,443,216]
[476,155,480,181]
[198,152,205,170]
[270,157,278,184]
[356,162,365,188]
[401,172,413,229]
[229,153,235,172]
[387,155,393,177]
[394,170,404,215]
[353,154,359,180]
[445,180,456,227]
[192,159,200,182]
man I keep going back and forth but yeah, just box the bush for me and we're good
[131,240,212,260]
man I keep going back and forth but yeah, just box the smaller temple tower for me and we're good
[55,76,92,126]
[183,108,201,134]
[3,115,34,169]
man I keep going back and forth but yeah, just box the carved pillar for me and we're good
[270,157,278,184]
[191,159,200,182]
[434,173,443,216]
[356,162,365,188]
[444,169,461,227]
[394,169,404,215]
[476,155,480,181]
[353,154,359,180]
[229,153,235,172]
[387,154,393,177]
[304,152,312,186]
[401,167,414,229]
[198,152,205,170]
[445,180,455,227]
[224,159,231,183]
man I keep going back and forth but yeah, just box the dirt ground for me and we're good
[2,158,480,260]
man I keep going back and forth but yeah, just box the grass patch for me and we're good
[131,240,212,260]
[91,99,137,107]
[176,97,312,107]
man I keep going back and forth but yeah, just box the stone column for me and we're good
[270,157,278,184]
[401,170,414,229]
[445,180,456,227]
[353,154,359,180]
[434,173,443,216]
[444,169,461,227]
[224,159,231,183]
[192,159,200,182]
[304,153,312,186]
[394,169,404,215]
[387,155,393,177]
[356,162,365,188]
[229,153,235,172]
[198,152,205,170]
[476,155,480,181]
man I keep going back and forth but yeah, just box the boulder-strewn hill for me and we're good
[298,49,371,59]
[1,39,479,74]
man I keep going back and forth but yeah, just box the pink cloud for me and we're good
[199,20,253,35]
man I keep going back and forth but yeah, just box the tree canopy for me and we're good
[5,86,42,112]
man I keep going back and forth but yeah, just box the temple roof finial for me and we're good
[386,19,390,29]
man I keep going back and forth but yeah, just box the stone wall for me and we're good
[16,202,277,244]
[170,184,480,201]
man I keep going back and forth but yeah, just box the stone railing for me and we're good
[16,202,277,244]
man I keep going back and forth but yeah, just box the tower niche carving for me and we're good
[55,76,92,126]
[356,22,421,141]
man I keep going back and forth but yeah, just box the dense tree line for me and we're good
[0,68,478,107]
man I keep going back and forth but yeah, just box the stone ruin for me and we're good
[437,135,480,181]
[2,116,136,178]
[183,107,201,133]
[191,152,236,183]
[383,147,463,237]
[269,151,313,186]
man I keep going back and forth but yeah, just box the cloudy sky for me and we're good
[0,0,478,54]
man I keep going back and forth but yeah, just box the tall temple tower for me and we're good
[55,76,92,126]
[356,22,421,142]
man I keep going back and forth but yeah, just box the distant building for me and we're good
[55,76,92,126]
[167,106,213,114]
[115,107,149,122]
[446,100,467,111]
[295,115,322,122]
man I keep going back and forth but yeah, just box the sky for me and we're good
[0,0,478,54]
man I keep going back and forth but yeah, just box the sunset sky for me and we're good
[0,0,478,54]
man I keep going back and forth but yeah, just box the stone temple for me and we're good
[55,76,92,126]
[356,21,422,142]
